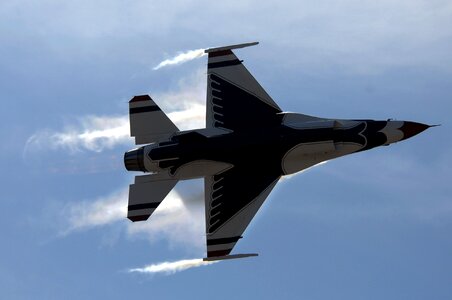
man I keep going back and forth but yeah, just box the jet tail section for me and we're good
[129,95,179,145]
[127,174,178,222]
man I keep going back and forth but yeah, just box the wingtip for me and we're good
[203,253,258,262]
[129,95,152,103]
[205,42,259,53]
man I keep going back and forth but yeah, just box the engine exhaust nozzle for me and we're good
[124,147,146,172]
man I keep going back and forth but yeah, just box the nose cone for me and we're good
[400,121,431,141]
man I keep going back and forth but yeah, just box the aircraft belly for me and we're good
[172,160,233,180]
[281,140,365,174]
[334,142,363,154]
[281,141,336,175]
[124,43,433,260]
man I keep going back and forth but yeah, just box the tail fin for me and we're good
[127,174,178,222]
[129,95,179,145]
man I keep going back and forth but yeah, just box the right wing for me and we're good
[204,167,280,259]
[205,43,282,130]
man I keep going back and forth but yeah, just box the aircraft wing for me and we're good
[203,167,280,260]
[205,42,282,130]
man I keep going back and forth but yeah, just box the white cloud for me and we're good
[153,49,206,70]
[128,258,217,275]
[4,0,451,73]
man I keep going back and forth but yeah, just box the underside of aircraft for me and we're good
[124,42,432,261]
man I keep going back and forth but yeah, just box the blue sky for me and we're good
[1,0,451,299]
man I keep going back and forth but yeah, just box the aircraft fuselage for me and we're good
[125,113,429,180]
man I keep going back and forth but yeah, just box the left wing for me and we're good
[203,167,280,260]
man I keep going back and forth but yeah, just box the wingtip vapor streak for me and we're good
[124,42,432,261]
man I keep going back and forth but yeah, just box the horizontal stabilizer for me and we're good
[128,175,178,222]
[129,95,179,145]
[202,253,258,262]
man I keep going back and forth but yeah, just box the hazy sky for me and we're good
[1,0,451,299]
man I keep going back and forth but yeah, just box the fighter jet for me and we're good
[124,42,432,261]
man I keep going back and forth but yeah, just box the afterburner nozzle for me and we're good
[124,147,146,172]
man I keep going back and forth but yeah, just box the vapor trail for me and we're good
[25,104,205,153]
[153,49,206,70]
[25,69,206,154]
[128,258,218,275]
